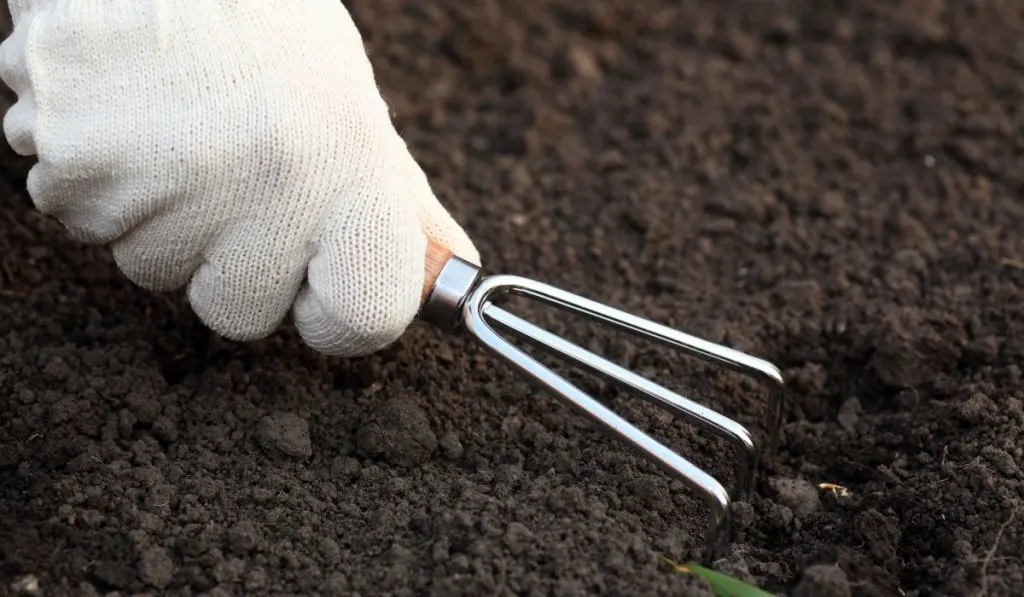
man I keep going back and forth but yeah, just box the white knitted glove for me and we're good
[0,0,479,356]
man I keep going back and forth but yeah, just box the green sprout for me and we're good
[662,557,776,597]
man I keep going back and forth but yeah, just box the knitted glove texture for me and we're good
[0,0,479,356]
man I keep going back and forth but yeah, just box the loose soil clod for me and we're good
[2,0,1024,595]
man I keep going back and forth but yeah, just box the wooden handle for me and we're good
[422,238,454,306]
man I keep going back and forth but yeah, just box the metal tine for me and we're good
[468,274,787,459]
[483,302,758,500]
[459,286,733,564]
[418,250,785,563]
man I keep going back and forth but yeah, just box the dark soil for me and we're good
[3,0,1024,595]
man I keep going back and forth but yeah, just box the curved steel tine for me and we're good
[473,274,786,456]
[482,301,757,500]
[461,284,733,564]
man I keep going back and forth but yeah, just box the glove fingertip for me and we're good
[292,229,426,358]
[3,94,36,155]
[292,279,419,358]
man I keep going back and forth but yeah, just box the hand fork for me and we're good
[418,241,786,564]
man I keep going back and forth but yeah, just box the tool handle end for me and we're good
[423,238,454,306]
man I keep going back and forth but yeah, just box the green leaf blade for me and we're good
[663,559,776,597]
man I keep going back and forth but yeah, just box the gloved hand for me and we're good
[0,0,479,357]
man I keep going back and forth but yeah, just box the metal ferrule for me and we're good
[420,255,482,333]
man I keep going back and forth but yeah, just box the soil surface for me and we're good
[3,1,1024,595]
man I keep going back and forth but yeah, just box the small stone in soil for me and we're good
[255,413,312,459]
[8,575,40,596]
[226,520,261,554]
[356,394,438,468]
[792,564,852,597]
[869,308,964,389]
[768,477,821,517]
[836,398,861,432]
[438,431,464,459]
[138,545,175,589]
